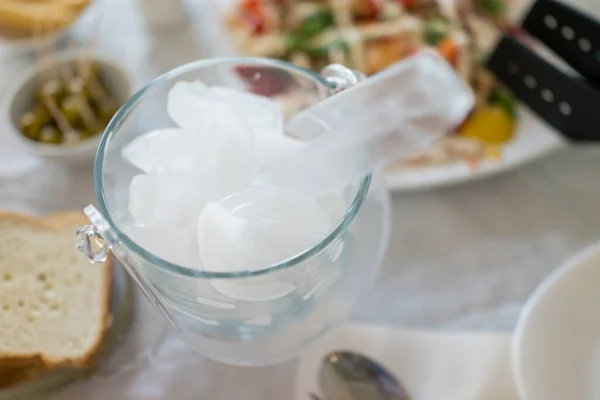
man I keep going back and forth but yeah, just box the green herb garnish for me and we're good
[308,40,350,58]
[285,33,306,51]
[477,0,505,16]
[424,16,449,46]
[489,86,517,119]
[298,10,335,38]
[285,10,336,55]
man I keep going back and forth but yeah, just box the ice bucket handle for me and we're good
[76,204,193,343]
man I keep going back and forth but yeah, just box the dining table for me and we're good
[2,0,600,398]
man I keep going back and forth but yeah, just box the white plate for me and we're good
[384,107,566,191]
[513,241,600,400]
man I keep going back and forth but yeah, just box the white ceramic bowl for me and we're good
[513,242,600,400]
[2,50,131,163]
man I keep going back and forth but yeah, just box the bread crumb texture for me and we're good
[0,212,109,368]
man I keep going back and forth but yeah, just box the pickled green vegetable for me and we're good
[98,103,118,121]
[19,112,41,140]
[33,105,52,126]
[66,76,93,100]
[67,77,84,93]
[37,79,66,102]
[79,128,96,139]
[20,64,120,145]
[79,64,99,81]
[60,95,81,125]
[38,125,62,144]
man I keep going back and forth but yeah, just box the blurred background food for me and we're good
[0,0,91,40]
[226,0,519,168]
[17,62,120,146]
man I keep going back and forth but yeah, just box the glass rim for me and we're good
[93,56,372,279]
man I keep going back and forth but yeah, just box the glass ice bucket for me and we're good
[76,58,391,366]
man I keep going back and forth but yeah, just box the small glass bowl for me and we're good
[0,190,169,399]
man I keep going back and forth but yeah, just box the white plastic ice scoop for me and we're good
[258,51,475,197]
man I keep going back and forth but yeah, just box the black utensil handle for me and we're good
[521,0,600,87]
[487,36,600,142]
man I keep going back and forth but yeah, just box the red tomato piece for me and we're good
[242,0,261,11]
[241,0,266,34]
[437,38,458,66]
[397,0,420,9]
[353,0,382,20]
[234,66,295,97]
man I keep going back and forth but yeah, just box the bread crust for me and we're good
[0,211,112,375]
[46,211,113,368]
[0,359,48,389]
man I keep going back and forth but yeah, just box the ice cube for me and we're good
[197,201,301,301]
[213,126,254,198]
[210,86,283,138]
[124,95,254,197]
[129,167,213,230]
[168,82,251,132]
[129,173,157,225]
[253,134,304,171]
[124,225,195,267]
[167,81,210,129]
[198,187,334,301]
[122,128,219,173]
[168,80,283,136]
[196,202,245,273]
[197,186,333,273]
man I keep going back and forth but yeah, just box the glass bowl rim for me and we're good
[93,56,372,279]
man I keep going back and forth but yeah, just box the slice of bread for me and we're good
[0,359,48,388]
[0,211,111,369]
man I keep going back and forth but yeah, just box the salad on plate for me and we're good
[225,0,519,170]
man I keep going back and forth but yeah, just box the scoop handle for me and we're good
[261,52,474,197]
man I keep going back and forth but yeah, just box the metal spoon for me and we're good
[313,351,411,400]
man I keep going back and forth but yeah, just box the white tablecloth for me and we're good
[2,0,600,398]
